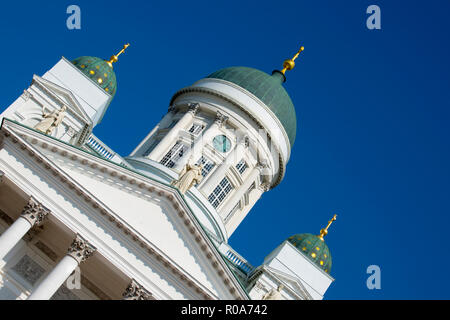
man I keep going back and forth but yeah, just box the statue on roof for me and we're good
[171,163,203,195]
[262,284,284,300]
[34,105,67,135]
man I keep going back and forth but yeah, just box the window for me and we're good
[213,135,232,153]
[196,156,215,178]
[160,141,188,168]
[236,159,248,175]
[143,139,160,157]
[188,123,204,136]
[208,177,233,209]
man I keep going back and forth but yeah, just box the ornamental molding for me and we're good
[123,279,155,300]
[259,265,313,301]
[67,234,97,264]
[31,75,93,127]
[21,196,50,227]
[0,120,247,300]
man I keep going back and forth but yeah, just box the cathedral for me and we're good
[0,44,336,300]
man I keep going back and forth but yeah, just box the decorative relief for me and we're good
[122,279,154,300]
[21,197,50,227]
[11,254,46,286]
[67,234,96,264]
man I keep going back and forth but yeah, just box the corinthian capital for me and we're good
[168,105,177,113]
[214,111,229,127]
[123,279,154,300]
[187,103,200,114]
[67,234,96,264]
[21,197,50,227]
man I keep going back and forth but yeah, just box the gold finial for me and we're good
[280,46,305,75]
[106,43,130,68]
[318,214,337,241]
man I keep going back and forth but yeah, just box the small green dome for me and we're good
[206,67,297,147]
[72,56,117,96]
[287,233,332,273]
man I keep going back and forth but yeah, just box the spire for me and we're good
[106,43,130,68]
[272,45,304,83]
[318,214,337,241]
[280,46,304,75]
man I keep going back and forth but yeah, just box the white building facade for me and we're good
[0,45,335,300]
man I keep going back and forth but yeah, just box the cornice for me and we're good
[0,119,248,300]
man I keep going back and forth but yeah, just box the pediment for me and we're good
[263,266,313,300]
[32,75,92,126]
[0,119,246,300]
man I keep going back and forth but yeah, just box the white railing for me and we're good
[218,243,254,274]
[86,134,125,165]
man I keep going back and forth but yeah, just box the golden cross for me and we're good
[318,214,337,241]
[107,43,130,68]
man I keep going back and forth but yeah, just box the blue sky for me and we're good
[1,0,450,299]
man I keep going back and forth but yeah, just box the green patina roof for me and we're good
[72,56,117,97]
[206,67,297,147]
[287,233,332,273]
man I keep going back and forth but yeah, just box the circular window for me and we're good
[213,135,232,153]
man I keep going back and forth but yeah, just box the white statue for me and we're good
[262,284,284,300]
[171,163,203,195]
[34,106,67,135]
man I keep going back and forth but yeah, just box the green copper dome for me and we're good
[72,56,117,96]
[287,233,332,273]
[206,67,297,147]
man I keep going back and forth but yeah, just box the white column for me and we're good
[0,197,49,260]
[148,103,199,161]
[173,112,226,172]
[219,166,262,218]
[226,184,267,235]
[131,107,176,157]
[27,255,78,300]
[201,137,248,196]
[27,234,96,300]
